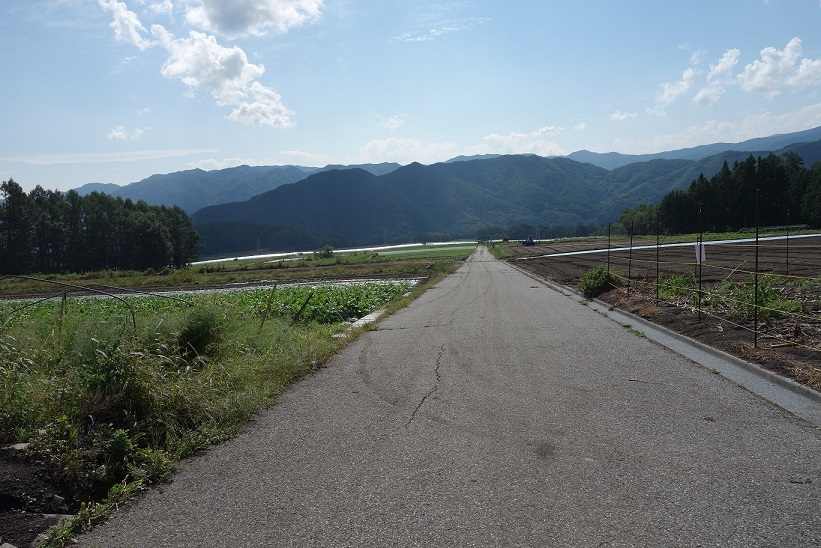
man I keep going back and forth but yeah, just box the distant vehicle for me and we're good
[522,236,535,246]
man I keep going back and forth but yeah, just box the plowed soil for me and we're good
[506,235,821,393]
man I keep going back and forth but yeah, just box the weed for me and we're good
[577,264,619,299]
[659,272,695,298]
[177,306,223,359]
[724,274,803,320]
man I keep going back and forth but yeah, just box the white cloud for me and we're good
[98,0,153,50]
[610,111,638,122]
[482,126,566,156]
[393,18,489,43]
[690,47,706,66]
[227,82,294,127]
[107,125,145,140]
[150,26,294,127]
[787,57,821,88]
[153,27,263,104]
[693,48,740,106]
[616,101,821,154]
[738,37,802,98]
[185,156,280,170]
[145,0,173,14]
[654,67,696,111]
[380,115,405,131]
[573,122,586,131]
[185,0,323,38]
[99,2,310,128]
[358,138,459,164]
[137,106,151,116]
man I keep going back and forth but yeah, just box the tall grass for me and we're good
[0,282,412,512]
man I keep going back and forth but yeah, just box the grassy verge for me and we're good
[487,241,515,260]
[0,260,461,545]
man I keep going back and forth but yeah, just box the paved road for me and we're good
[81,247,819,547]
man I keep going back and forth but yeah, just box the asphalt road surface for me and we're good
[81,246,819,547]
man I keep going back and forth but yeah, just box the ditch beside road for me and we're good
[79,246,819,546]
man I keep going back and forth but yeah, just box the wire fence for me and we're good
[599,232,820,352]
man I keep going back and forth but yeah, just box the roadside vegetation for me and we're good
[577,265,620,299]
[0,246,466,545]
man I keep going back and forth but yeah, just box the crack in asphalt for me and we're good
[406,343,446,427]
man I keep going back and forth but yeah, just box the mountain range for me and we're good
[74,163,401,213]
[71,127,821,255]
[192,138,821,254]
[565,125,821,169]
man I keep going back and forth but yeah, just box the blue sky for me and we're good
[2,0,821,193]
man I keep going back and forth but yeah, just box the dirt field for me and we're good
[506,234,821,393]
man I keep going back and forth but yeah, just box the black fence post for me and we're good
[655,213,660,305]
[754,188,760,348]
[698,202,703,324]
[627,221,633,295]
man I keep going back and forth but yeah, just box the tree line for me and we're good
[619,152,821,235]
[1,179,200,275]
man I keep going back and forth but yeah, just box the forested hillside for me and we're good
[0,180,199,274]
[619,152,821,234]
[191,157,611,250]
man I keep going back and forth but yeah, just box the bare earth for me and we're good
[506,235,821,393]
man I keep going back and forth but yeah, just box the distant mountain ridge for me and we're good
[74,162,402,212]
[566,125,821,169]
[192,137,821,253]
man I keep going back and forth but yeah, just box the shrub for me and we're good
[314,245,334,259]
[578,264,619,298]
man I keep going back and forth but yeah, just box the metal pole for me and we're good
[754,189,760,348]
[698,202,703,324]
[786,209,790,277]
[655,212,660,305]
[627,221,633,295]
[607,222,611,275]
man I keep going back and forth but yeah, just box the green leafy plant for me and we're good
[577,264,619,299]
[725,274,802,320]
[659,272,695,298]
